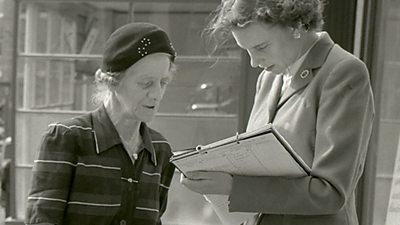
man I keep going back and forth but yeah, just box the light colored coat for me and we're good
[229,32,375,225]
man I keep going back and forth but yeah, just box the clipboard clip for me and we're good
[235,132,240,144]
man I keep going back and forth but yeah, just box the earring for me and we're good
[293,29,301,39]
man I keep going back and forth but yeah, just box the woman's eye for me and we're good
[257,46,267,51]
[256,44,269,51]
[160,80,169,87]
[140,81,153,88]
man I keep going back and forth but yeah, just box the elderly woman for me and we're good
[181,1,374,225]
[26,22,177,225]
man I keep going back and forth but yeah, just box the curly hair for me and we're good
[205,0,325,48]
[92,69,125,105]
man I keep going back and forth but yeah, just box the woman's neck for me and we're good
[285,31,319,71]
[104,96,142,148]
[296,31,320,59]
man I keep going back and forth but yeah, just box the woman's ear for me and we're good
[292,28,301,39]
[292,21,307,39]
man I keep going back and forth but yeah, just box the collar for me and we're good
[286,34,320,77]
[91,105,158,166]
[278,32,335,107]
[286,53,307,78]
[299,31,335,70]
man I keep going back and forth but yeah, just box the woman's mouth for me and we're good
[144,105,156,110]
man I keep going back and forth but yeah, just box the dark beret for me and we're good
[101,22,176,73]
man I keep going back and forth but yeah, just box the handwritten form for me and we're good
[174,133,306,177]
[173,130,309,225]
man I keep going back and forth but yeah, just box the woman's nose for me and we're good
[148,85,163,101]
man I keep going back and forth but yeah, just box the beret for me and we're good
[101,22,176,73]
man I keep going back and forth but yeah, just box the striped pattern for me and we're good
[26,106,175,225]
[28,196,67,203]
[48,123,93,130]
[67,201,121,207]
[34,159,120,170]
[142,171,161,176]
[136,206,159,213]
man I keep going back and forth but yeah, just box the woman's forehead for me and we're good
[232,22,289,49]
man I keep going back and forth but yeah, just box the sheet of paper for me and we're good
[204,194,256,225]
[172,127,309,225]
[174,133,306,177]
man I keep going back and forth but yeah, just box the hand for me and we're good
[180,171,233,195]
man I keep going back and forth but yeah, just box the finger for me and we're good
[186,171,212,179]
[185,171,201,179]
[180,174,199,186]
[180,177,205,194]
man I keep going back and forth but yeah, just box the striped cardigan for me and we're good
[25,105,175,225]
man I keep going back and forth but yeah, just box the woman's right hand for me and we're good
[180,171,233,195]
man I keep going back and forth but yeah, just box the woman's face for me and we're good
[114,53,173,123]
[232,22,299,74]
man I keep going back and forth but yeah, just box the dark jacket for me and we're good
[26,106,175,225]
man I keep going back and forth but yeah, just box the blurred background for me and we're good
[0,0,399,225]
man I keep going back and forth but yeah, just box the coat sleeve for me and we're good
[25,125,77,225]
[228,58,375,215]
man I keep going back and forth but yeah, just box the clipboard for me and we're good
[170,124,311,177]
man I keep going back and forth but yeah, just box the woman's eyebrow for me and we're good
[251,42,269,50]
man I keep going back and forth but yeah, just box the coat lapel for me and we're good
[267,74,283,123]
[277,32,335,108]
[247,71,279,129]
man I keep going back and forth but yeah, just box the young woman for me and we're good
[181,1,375,225]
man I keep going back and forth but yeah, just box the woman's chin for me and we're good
[137,113,156,123]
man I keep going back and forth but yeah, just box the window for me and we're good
[371,0,400,224]
[17,1,129,110]
[14,1,244,224]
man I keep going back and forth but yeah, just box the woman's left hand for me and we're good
[180,171,233,195]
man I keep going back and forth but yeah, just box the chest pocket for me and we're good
[132,169,162,220]
[64,161,122,225]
